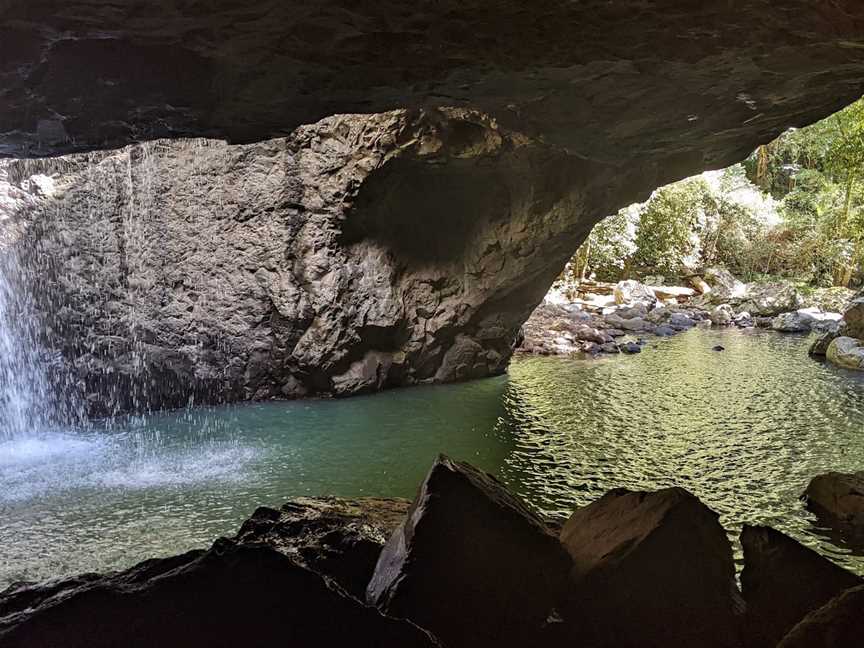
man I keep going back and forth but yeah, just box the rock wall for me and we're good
[1,108,641,415]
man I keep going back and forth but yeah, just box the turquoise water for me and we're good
[3,327,864,587]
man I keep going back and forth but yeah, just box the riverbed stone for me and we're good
[705,267,748,302]
[367,455,569,648]
[810,330,840,356]
[771,310,817,332]
[0,539,439,648]
[776,585,864,648]
[558,487,741,648]
[711,304,734,326]
[803,472,864,530]
[613,280,656,306]
[826,336,864,370]
[842,292,864,338]
[739,282,804,317]
[740,525,861,648]
[232,496,410,599]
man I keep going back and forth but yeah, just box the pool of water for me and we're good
[3,327,864,587]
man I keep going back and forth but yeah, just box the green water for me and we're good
[3,327,864,587]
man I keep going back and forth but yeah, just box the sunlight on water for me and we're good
[2,328,864,588]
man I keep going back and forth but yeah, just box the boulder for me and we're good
[232,496,410,599]
[619,341,643,354]
[705,267,747,294]
[704,267,748,302]
[734,311,754,327]
[826,336,864,370]
[711,304,734,326]
[777,585,864,648]
[739,282,804,317]
[739,525,861,648]
[654,325,676,337]
[841,292,864,339]
[0,539,439,648]
[802,287,856,314]
[803,472,864,529]
[771,309,817,332]
[613,280,657,306]
[650,285,697,302]
[615,303,650,319]
[604,313,651,332]
[810,330,840,357]
[689,276,712,295]
[669,312,698,329]
[558,487,741,648]
[366,456,570,648]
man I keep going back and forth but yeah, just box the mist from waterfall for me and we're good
[0,166,84,442]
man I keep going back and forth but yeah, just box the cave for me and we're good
[2,2,864,647]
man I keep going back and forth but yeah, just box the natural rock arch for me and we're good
[1,2,864,412]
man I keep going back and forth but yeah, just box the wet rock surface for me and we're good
[0,539,439,648]
[740,525,862,648]
[558,487,742,648]
[2,108,614,414]
[366,455,569,648]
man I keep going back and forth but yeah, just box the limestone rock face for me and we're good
[2,108,612,414]
[0,539,439,648]
[367,455,570,648]
[777,585,864,648]
[740,525,861,648]
[558,487,741,648]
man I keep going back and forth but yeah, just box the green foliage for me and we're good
[568,95,864,289]
[630,178,708,276]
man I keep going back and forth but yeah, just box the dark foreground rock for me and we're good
[0,539,438,648]
[233,496,410,599]
[777,585,864,648]
[740,525,862,648]
[558,487,741,648]
[366,455,569,648]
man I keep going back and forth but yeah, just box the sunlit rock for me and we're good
[826,336,864,370]
[613,279,656,306]
[1,108,615,413]
[711,304,734,325]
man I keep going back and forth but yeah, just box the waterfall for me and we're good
[0,165,82,441]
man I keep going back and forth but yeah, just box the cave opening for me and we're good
[3,2,864,645]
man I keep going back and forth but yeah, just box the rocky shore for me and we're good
[2,457,861,648]
[519,268,853,358]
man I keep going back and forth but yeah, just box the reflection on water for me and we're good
[2,327,864,587]
[0,379,512,587]
[499,328,864,572]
